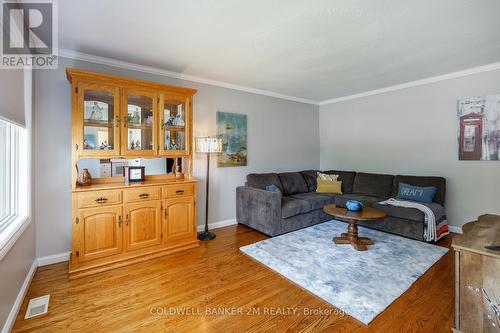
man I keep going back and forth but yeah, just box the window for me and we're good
[0,117,28,243]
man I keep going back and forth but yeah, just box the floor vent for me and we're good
[24,295,50,319]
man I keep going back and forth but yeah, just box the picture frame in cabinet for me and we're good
[124,166,145,183]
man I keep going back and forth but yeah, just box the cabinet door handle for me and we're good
[126,214,129,226]
[118,215,122,227]
[123,116,128,128]
[115,115,120,128]
[95,197,108,203]
[139,193,149,199]
[176,189,184,194]
[164,208,168,220]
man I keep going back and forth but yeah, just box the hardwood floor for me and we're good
[12,224,455,333]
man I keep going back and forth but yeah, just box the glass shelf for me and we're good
[84,120,114,128]
[125,93,155,153]
[164,125,185,131]
[83,89,116,151]
[162,98,186,153]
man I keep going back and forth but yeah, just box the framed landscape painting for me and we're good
[217,112,247,167]
[457,94,500,160]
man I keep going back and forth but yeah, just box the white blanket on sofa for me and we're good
[377,198,447,242]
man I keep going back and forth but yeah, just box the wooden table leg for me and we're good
[333,219,374,251]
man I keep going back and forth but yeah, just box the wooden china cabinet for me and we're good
[67,68,198,278]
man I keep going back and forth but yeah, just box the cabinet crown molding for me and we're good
[66,67,198,96]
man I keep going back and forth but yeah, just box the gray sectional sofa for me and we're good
[236,170,446,241]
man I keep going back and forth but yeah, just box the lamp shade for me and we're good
[195,137,222,153]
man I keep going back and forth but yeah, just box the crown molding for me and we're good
[319,61,500,106]
[57,49,500,107]
[57,49,320,106]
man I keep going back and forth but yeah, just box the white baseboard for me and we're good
[197,219,237,232]
[34,221,239,266]
[2,260,37,333]
[1,251,69,333]
[37,251,71,267]
[448,225,463,234]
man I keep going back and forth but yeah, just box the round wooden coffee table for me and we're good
[323,204,386,251]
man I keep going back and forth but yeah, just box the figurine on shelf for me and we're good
[99,140,111,150]
[130,141,135,150]
[136,140,141,149]
[128,108,141,124]
[84,138,90,149]
[164,131,170,148]
[173,114,184,127]
[177,132,184,149]
[172,107,184,126]
[134,108,141,123]
[76,168,92,186]
[166,116,175,126]
[144,111,153,125]
[90,101,103,121]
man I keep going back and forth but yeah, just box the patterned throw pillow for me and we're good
[316,172,342,194]
[317,172,338,181]
[396,182,437,203]
[266,184,282,195]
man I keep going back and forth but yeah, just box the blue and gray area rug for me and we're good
[240,221,448,324]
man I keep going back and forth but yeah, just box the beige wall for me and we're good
[320,69,500,228]
[34,57,320,258]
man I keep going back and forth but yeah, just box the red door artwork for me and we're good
[457,94,500,161]
[459,113,483,160]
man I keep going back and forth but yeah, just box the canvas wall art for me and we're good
[457,94,500,160]
[217,111,247,167]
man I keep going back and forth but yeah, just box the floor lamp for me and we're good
[195,137,222,241]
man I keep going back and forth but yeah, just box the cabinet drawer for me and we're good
[162,184,194,198]
[77,190,122,208]
[124,187,161,203]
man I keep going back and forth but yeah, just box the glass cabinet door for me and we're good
[121,90,158,156]
[79,84,120,157]
[159,95,189,156]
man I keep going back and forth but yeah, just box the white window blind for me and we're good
[0,117,27,234]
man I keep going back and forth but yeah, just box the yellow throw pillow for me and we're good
[316,179,342,194]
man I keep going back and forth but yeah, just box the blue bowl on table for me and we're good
[346,200,363,212]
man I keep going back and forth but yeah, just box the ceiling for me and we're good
[59,0,500,104]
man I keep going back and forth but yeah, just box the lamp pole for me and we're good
[198,147,216,240]
[195,136,220,241]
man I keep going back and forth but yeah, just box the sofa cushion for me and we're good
[393,175,446,205]
[278,172,309,196]
[334,194,384,208]
[373,203,425,222]
[281,197,311,218]
[323,170,356,193]
[353,172,394,198]
[300,170,320,192]
[290,192,335,210]
[247,173,283,193]
[357,216,424,241]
